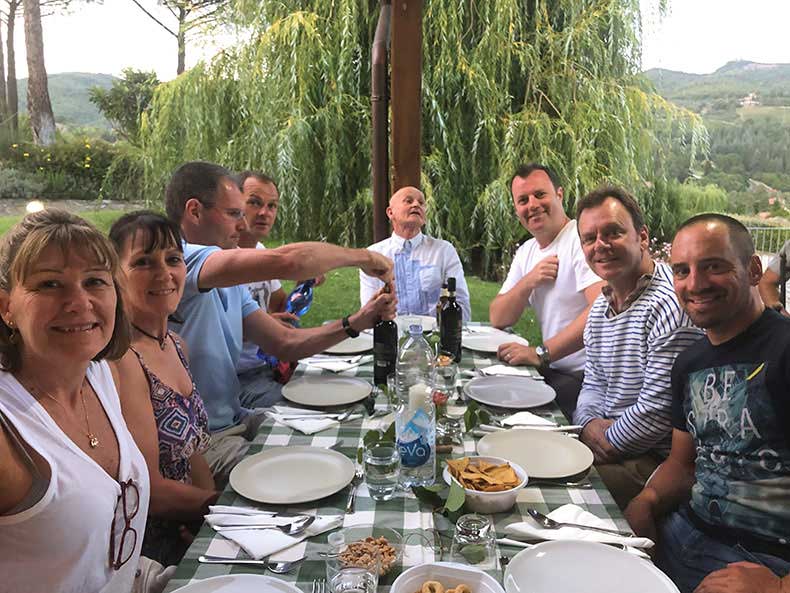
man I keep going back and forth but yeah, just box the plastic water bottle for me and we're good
[256,278,316,366]
[395,324,436,488]
[284,279,316,326]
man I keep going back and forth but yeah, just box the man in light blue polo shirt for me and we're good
[166,161,396,481]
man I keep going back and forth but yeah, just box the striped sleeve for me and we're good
[605,290,703,455]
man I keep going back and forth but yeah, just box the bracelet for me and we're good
[342,316,359,338]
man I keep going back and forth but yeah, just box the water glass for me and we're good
[433,355,463,445]
[327,541,381,593]
[449,513,496,570]
[363,442,400,501]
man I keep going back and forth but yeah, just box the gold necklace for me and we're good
[26,378,99,449]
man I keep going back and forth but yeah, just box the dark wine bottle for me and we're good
[373,285,398,385]
[440,277,463,362]
[436,281,449,329]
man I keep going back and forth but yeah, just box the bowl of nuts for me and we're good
[330,525,402,576]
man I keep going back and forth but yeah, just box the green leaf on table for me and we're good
[443,481,466,512]
[423,483,445,493]
[477,408,491,425]
[412,486,444,509]
[459,544,487,564]
[381,422,396,442]
[464,401,479,432]
[363,428,383,448]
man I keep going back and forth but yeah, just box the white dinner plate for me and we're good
[477,429,593,479]
[324,332,374,354]
[281,375,372,407]
[171,574,304,593]
[392,562,505,593]
[504,541,679,593]
[463,332,529,353]
[396,314,437,334]
[463,375,556,409]
[229,446,355,504]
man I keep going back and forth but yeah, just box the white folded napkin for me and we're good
[264,410,362,434]
[206,513,343,559]
[501,411,557,427]
[504,504,654,549]
[300,355,373,373]
[479,364,537,378]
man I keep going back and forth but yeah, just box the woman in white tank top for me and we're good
[0,210,149,593]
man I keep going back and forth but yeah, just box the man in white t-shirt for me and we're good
[235,171,294,408]
[490,163,604,418]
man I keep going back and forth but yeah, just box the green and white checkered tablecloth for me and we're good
[164,341,626,592]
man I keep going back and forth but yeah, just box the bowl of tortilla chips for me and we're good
[443,456,528,513]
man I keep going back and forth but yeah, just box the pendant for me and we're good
[89,434,99,448]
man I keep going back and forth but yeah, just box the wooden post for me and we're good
[390,0,422,191]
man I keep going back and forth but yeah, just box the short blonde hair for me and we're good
[0,209,131,371]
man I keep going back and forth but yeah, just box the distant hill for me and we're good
[18,72,117,129]
[644,61,790,112]
[643,61,790,210]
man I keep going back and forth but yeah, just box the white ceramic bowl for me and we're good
[442,456,528,514]
[391,562,505,593]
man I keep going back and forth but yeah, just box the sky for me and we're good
[7,0,790,80]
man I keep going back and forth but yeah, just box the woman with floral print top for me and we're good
[110,211,219,566]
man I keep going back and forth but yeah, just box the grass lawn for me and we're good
[0,209,541,344]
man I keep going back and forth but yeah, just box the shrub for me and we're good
[0,167,46,200]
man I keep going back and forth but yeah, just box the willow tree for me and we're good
[140,0,705,271]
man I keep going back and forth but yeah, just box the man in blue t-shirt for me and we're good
[625,214,790,593]
[166,161,396,481]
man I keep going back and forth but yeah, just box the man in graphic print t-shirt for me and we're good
[624,213,790,593]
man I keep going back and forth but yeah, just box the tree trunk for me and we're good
[6,0,19,133]
[176,6,186,75]
[23,0,55,145]
[0,22,8,123]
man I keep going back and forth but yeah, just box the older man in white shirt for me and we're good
[360,186,471,321]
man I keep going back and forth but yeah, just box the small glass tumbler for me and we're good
[433,354,463,446]
[327,541,381,593]
[449,513,496,570]
[363,442,400,501]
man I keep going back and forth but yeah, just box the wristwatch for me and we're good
[535,344,551,368]
[342,316,360,338]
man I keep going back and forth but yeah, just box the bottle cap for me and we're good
[409,324,423,335]
[447,277,456,291]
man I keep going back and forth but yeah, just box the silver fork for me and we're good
[312,578,326,593]
[345,456,364,514]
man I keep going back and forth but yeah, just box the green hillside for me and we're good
[645,61,790,113]
[644,61,790,211]
[17,72,116,128]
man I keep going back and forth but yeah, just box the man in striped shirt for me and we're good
[573,186,704,509]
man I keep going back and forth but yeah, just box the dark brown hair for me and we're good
[576,185,645,231]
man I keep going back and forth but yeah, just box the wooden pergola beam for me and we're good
[390,0,422,193]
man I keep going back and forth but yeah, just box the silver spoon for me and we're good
[527,508,635,537]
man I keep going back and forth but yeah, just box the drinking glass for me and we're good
[433,354,463,446]
[327,540,381,593]
[363,442,400,501]
[449,513,496,570]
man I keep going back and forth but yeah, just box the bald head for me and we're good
[387,186,426,239]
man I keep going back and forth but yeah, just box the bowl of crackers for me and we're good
[443,456,528,514]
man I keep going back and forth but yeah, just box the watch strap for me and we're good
[342,316,360,338]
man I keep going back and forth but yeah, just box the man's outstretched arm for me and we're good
[198,242,393,290]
